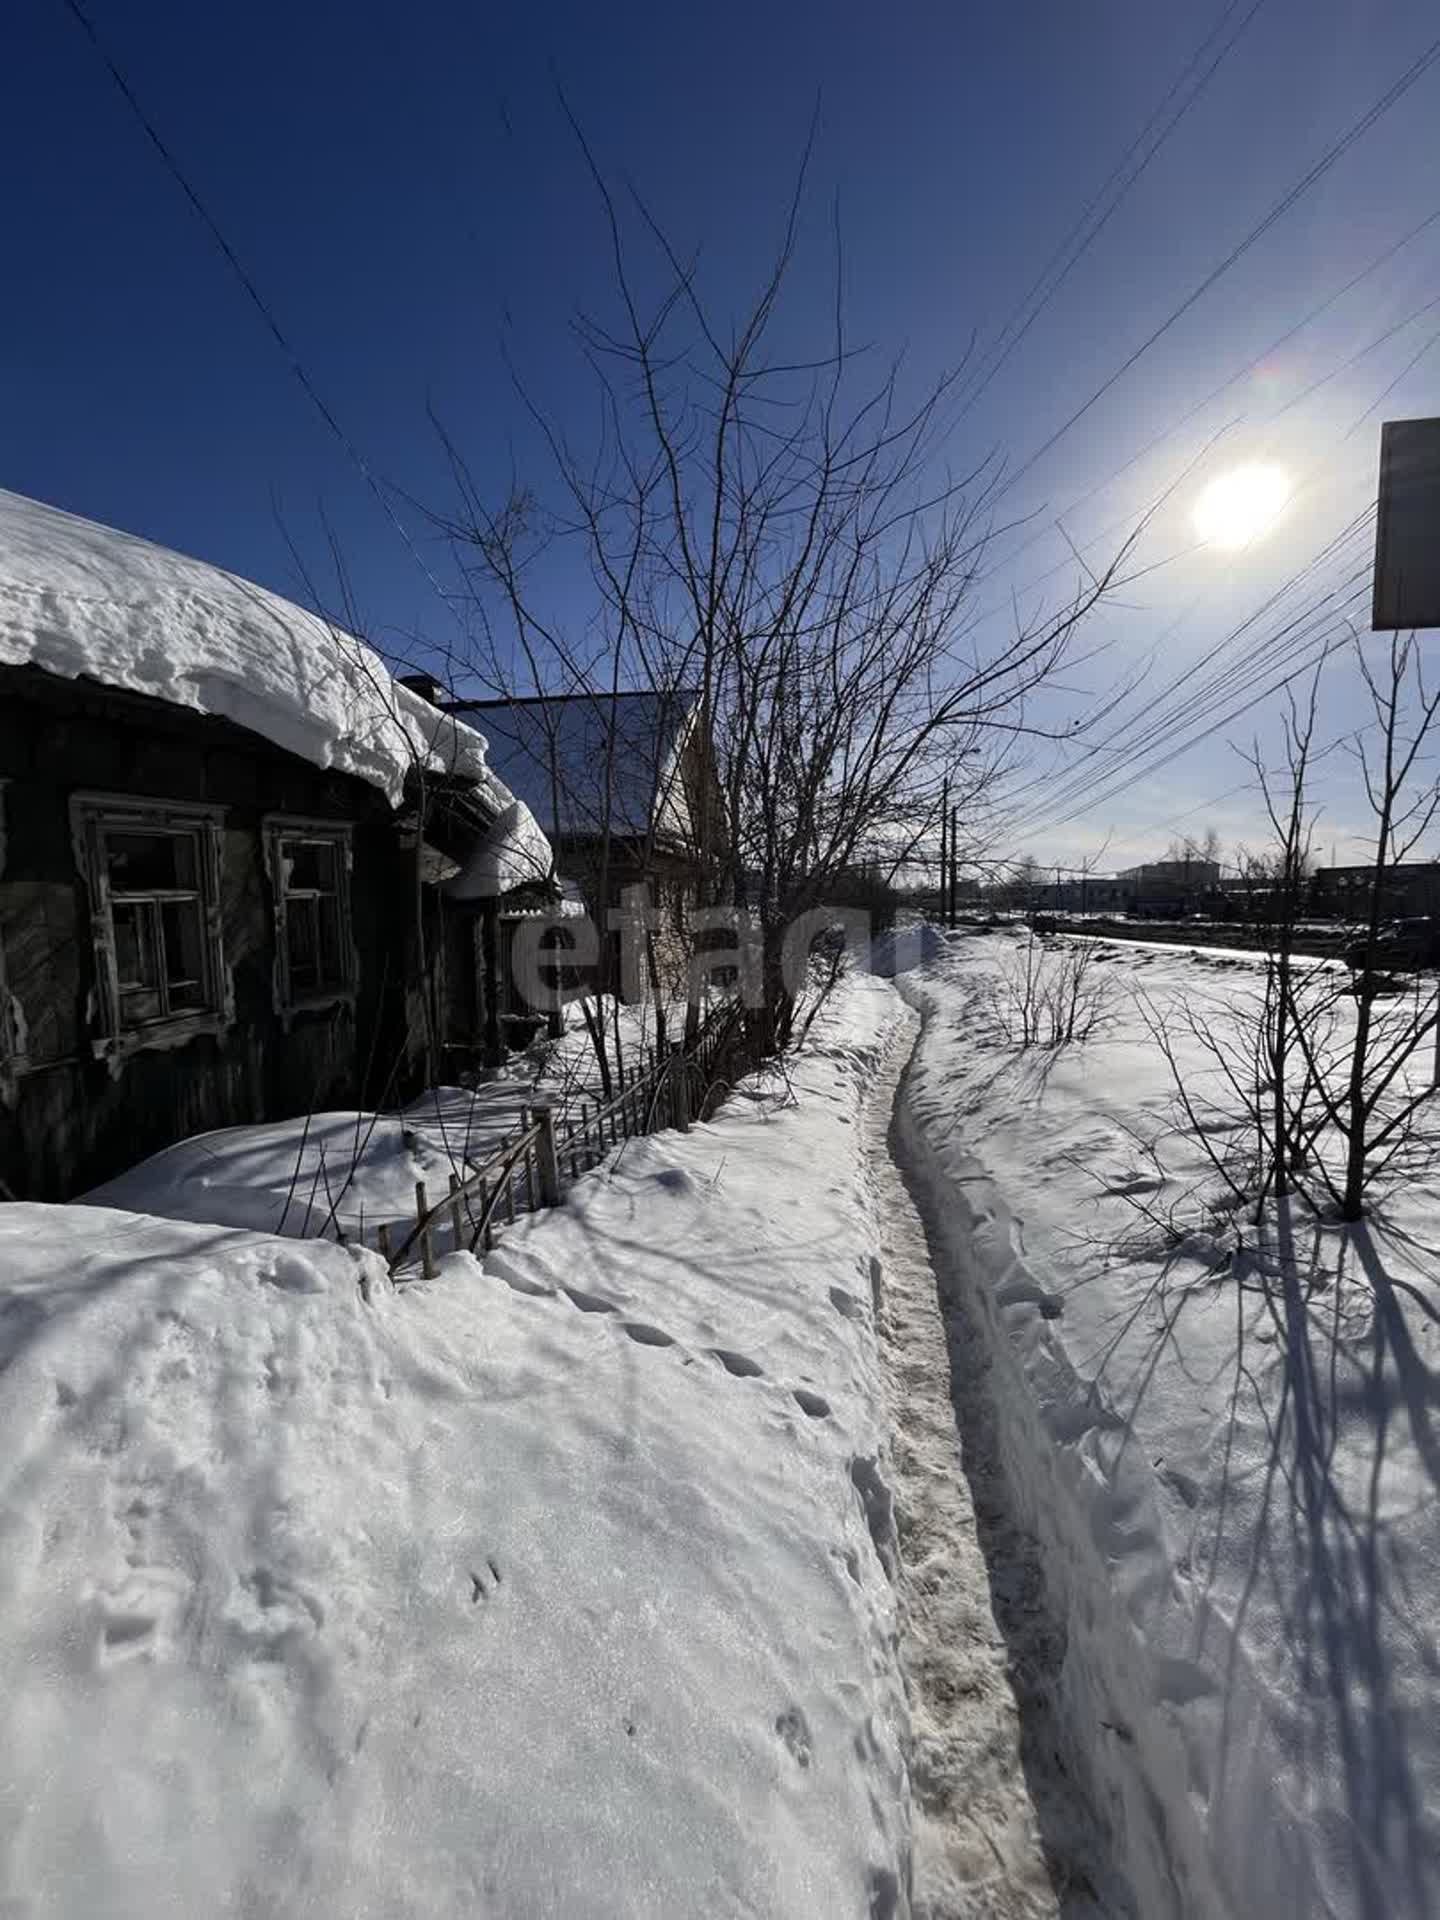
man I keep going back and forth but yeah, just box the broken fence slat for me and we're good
[415,1179,436,1280]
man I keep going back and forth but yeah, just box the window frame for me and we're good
[0,780,24,1092]
[263,816,357,1020]
[71,792,229,1060]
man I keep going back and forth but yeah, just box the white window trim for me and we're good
[70,792,230,1063]
[263,816,358,1024]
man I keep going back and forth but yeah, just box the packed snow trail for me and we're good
[866,1014,1123,1918]
[883,952,1232,1920]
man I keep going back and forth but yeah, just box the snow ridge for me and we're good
[892,967,1228,1920]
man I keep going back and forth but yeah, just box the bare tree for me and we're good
[438,134,1130,1053]
[1297,633,1440,1219]
[1236,671,1326,1207]
[1145,637,1440,1230]
[990,932,1113,1049]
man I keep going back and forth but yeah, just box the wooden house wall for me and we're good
[0,667,419,1200]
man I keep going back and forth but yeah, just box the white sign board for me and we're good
[1373,416,1440,631]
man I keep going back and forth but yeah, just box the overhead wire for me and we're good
[969,204,1440,596]
[1001,509,1376,839]
[949,0,1272,419]
[965,272,1440,640]
[55,0,462,636]
[999,31,1440,497]
[990,435,1381,824]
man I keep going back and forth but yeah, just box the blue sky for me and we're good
[5,0,1440,872]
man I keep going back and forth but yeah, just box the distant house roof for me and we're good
[1116,859,1221,883]
[444,690,699,846]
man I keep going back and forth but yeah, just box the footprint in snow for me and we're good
[1158,1464,1202,1508]
[486,1250,555,1297]
[469,1557,503,1604]
[94,1567,189,1666]
[712,1348,765,1378]
[1104,1174,1165,1197]
[774,1705,813,1769]
[622,1322,675,1348]
[563,1286,618,1314]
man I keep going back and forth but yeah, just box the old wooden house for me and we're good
[0,489,551,1200]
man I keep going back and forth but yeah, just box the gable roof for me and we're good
[445,690,699,845]
[0,489,529,828]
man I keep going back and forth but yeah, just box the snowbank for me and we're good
[0,974,912,1918]
[82,998,717,1244]
[0,488,516,813]
[80,1083,537,1241]
[892,929,1440,1920]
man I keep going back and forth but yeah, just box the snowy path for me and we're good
[867,1015,1134,1919]
[892,931,1440,1919]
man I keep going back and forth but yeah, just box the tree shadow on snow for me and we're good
[1212,1202,1440,1920]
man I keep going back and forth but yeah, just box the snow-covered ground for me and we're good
[82,996,681,1246]
[82,1082,541,1243]
[890,927,1440,1920]
[0,977,918,1918]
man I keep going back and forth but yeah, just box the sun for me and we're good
[1193,463,1290,550]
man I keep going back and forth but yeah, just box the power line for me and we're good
[1015,561,1371,841]
[1000,502,1377,835]
[1002,31,1440,497]
[969,204,1440,596]
[968,272,1440,637]
[979,231,1440,842]
[55,0,459,634]
[952,0,1270,420]
[1343,323,1440,438]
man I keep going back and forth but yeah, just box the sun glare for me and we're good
[1193,463,1290,551]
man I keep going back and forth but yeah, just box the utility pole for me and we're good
[949,804,959,926]
[939,778,949,926]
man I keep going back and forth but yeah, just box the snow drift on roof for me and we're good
[444,797,553,900]
[450,691,697,843]
[0,488,519,816]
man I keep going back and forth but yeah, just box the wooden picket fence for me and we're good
[377,998,752,1279]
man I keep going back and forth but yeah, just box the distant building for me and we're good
[1309,861,1440,921]
[1022,857,1222,917]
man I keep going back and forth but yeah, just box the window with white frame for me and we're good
[72,795,227,1046]
[265,819,354,1012]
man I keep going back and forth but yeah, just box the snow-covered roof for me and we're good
[444,798,553,901]
[448,690,698,844]
[0,488,524,819]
